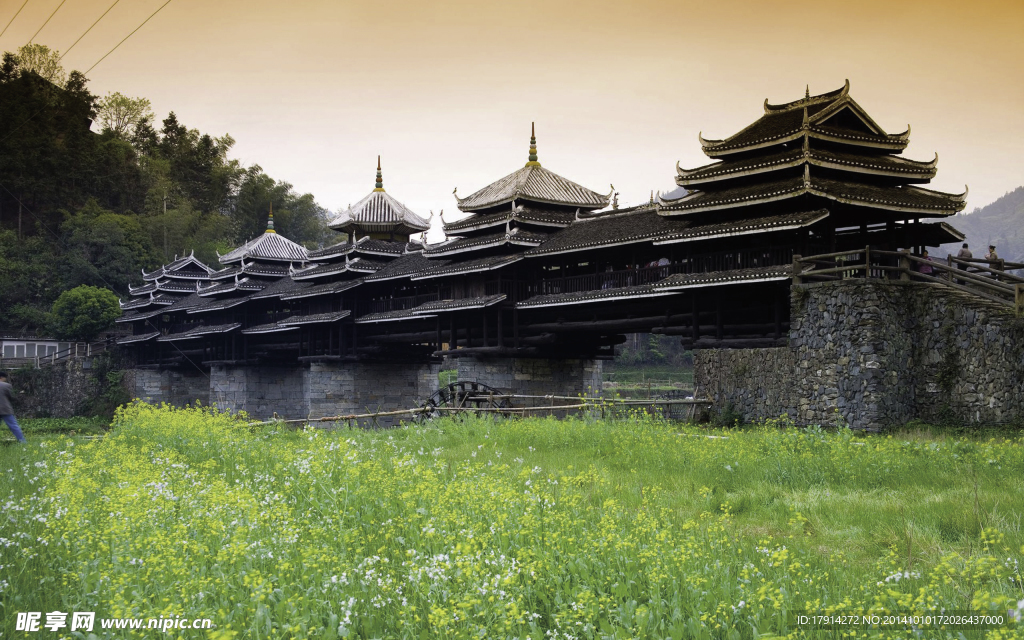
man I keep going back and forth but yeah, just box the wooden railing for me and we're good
[0,337,118,370]
[793,247,1024,316]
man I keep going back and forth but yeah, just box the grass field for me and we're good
[2,404,1024,639]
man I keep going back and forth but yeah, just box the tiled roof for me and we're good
[290,258,388,281]
[654,266,792,290]
[240,322,299,335]
[684,148,939,187]
[411,254,522,281]
[157,292,207,314]
[209,266,242,280]
[197,278,267,297]
[218,231,310,264]
[279,311,351,326]
[653,210,829,245]
[119,294,176,310]
[247,277,311,300]
[423,229,547,257]
[116,331,160,345]
[157,323,241,341]
[412,294,506,314]
[328,191,429,233]
[516,284,679,309]
[355,309,437,324]
[280,278,363,300]
[699,109,806,156]
[523,207,688,257]
[660,175,966,216]
[364,252,449,282]
[443,205,577,234]
[308,237,408,260]
[187,296,250,314]
[455,164,609,212]
[115,307,168,323]
[141,254,212,281]
[699,81,909,157]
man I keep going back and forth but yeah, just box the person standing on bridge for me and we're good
[954,243,970,282]
[0,371,26,444]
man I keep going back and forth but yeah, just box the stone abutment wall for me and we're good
[696,281,1024,429]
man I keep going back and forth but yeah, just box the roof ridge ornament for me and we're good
[374,156,385,192]
[452,187,464,204]
[266,203,276,234]
[525,122,541,167]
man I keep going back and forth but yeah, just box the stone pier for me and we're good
[135,367,209,409]
[133,357,605,425]
[454,357,603,398]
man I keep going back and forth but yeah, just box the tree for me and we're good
[96,92,153,139]
[13,44,66,85]
[50,285,121,341]
[60,200,160,293]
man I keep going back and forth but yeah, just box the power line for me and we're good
[85,0,172,75]
[27,0,67,44]
[0,0,30,41]
[0,0,174,146]
[59,0,121,62]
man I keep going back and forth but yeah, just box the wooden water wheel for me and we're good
[418,381,513,422]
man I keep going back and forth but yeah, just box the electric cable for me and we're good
[0,0,174,145]
[59,0,120,61]
[27,0,67,44]
[0,0,30,41]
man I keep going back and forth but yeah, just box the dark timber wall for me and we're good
[696,281,1024,429]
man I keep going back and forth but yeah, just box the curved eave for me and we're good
[653,211,830,245]
[424,236,543,258]
[456,192,602,213]
[411,256,523,281]
[677,153,937,187]
[241,323,299,335]
[662,184,965,217]
[808,155,935,180]
[516,288,678,310]
[808,128,907,150]
[764,80,850,114]
[702,130,804,157]
[331,221,430,235]
[291,265,354,281]
[443,215,511,235]
[676,155,805,186]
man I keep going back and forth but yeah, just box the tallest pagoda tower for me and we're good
[660,80,967,253]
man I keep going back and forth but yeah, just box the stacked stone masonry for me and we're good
[133,357,602,427]
[696,281,1024,429]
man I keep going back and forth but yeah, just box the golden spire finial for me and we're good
[374,155,385,192]
[266,202,276,233]
[525,122,541,167]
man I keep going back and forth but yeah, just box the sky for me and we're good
[1,0,1022,238]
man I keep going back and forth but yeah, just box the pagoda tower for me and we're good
[661,80,967,253]
[328,157,430,243]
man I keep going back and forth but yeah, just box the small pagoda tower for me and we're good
[328,157,430,243]
[430,123,612,262]
[115,252,213,346]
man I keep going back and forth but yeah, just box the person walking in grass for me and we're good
[0,371,26,443]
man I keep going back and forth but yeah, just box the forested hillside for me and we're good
[942,187,1024,264]
[0,44,332,335]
